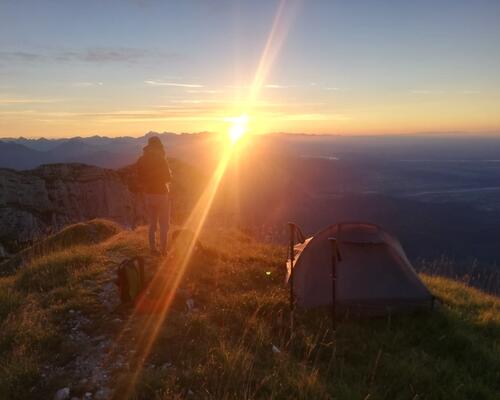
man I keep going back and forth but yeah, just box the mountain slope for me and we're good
[0,220,498,400]
[0,142,47,169]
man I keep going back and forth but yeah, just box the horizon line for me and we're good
[2,130,500,141]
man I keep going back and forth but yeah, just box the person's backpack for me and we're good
[116,257,146,304]
[119,163,143,194]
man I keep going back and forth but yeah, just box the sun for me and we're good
[227,114,249,144]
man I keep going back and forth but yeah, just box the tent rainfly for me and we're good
[286,222,433,315]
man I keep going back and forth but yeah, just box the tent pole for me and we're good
[328,238,339,335]
[288,222,296,336]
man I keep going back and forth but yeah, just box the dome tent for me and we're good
[286,222,433,315]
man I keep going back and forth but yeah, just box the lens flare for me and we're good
[107,2,300,397]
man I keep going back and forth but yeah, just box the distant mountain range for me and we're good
[0,132,216,170]
[3,132,500,171]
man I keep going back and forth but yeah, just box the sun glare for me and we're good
[227,114,249,144]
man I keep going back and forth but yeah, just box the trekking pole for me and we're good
[288,222,296,337]
[328,238,342,339]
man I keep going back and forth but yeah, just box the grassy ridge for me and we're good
[0,221,499,399]
[0,219,121,276]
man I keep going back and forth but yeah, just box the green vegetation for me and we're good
[0,219,121,276]
[0,221,498,400]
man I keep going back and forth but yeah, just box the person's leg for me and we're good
[158,194,170,254]
[147,195,159,253]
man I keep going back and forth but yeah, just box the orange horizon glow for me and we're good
[2,97,499,138]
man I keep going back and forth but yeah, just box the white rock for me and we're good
[272,344,281,354]
[94,388,111,400]
[54,387,70,400]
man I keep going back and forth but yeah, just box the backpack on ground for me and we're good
[116,257,146,304]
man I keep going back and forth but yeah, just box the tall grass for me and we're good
[0,219,121,276]
[115,228,500,400]
[0,222,498,399]
[0,242,112,400]
[417,256,500,295]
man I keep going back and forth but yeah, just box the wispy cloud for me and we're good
[169,99,219,104]
[145,80,204,88]
[265,84,293,89]
[226,84,250,89]
[0,47,182,64]
[186,89,222,94]
[278,113,349,121]
[410,89,445,95]
[0,51,43,62]
[0,109,38,115]
[0,98,61,105]
[72,82,104,87]
[1,102,352,128]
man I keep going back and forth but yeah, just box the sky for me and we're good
[0,0,499,138]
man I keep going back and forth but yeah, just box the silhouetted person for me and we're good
[136,136,172,256]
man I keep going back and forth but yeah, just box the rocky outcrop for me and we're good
[0,163,146,250]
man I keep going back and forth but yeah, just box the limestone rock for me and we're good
[53,387,70,400]
[0,163,146,249]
